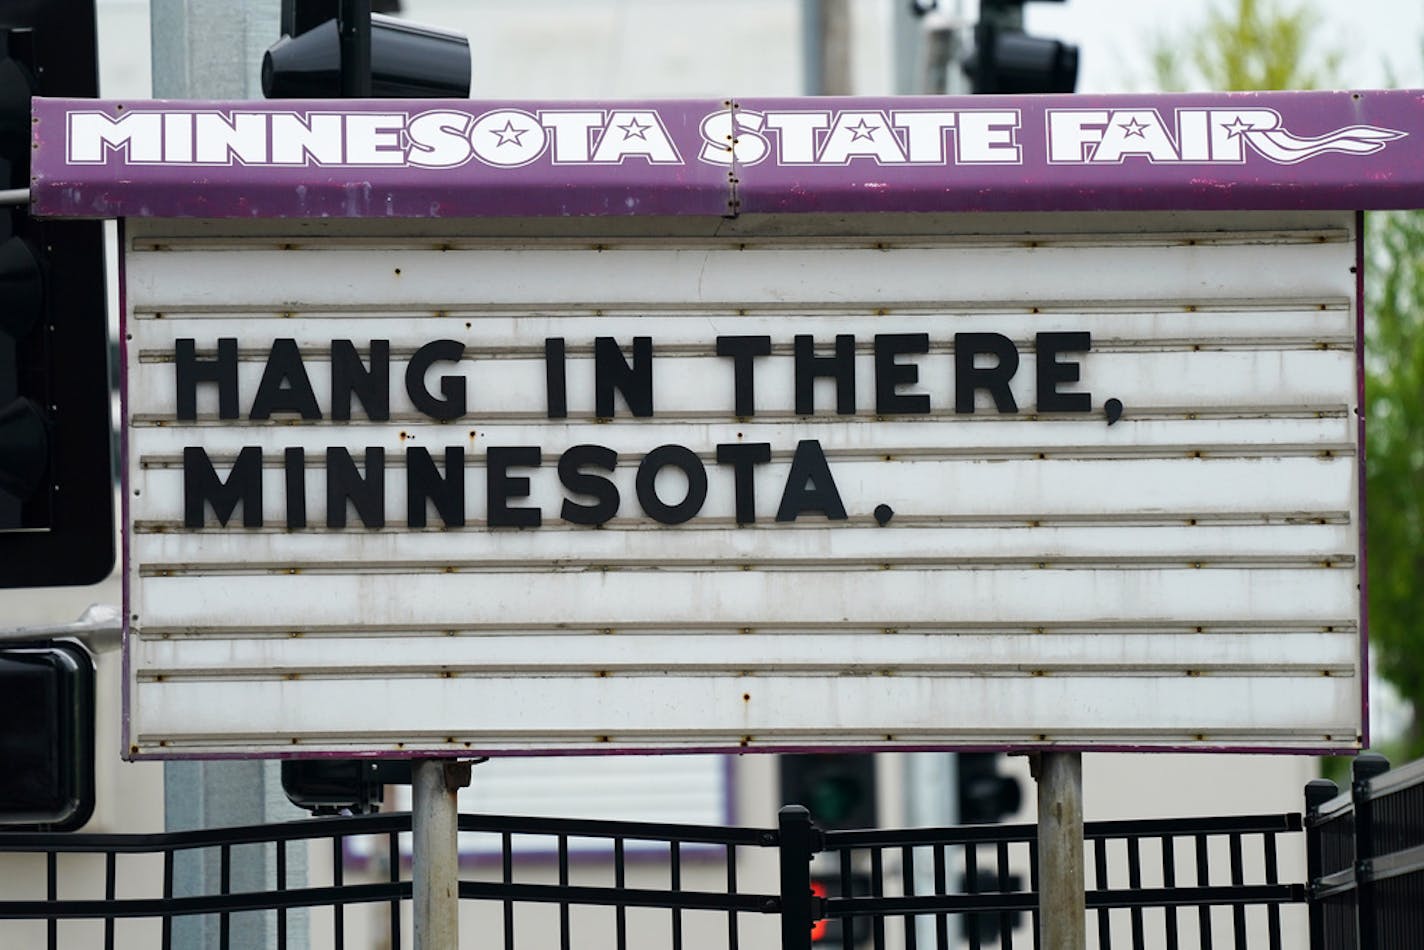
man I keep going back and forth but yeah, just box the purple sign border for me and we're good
[31,90,1424,220]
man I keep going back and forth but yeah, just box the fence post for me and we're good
[779,805,819,950]
[1351,753,1390,950]
[1303,778,1338,949]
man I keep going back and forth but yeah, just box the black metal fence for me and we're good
[808,811,1304,950]
[0,812,410,950]
[1307,752,1424,950]
[0,803,1313,949]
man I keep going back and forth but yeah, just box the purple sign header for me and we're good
[31,90,1424,219]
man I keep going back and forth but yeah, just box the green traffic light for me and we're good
[781,754,877,830]
[810,775,865,826]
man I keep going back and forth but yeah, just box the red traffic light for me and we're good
[810,880,828,942]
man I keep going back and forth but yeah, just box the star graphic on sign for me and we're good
[848,118,879,141]
[491,120,528,147]
[1221,117,1253,139]
[1119,117,1149,138]
[619,118,651,141]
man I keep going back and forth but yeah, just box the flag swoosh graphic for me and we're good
[1246,124,1407,164]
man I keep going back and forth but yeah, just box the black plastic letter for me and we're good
[250,338,322,420]
[595,337,654,418]
[716,442,771,525]
[794,335,856,415]
[408,447,465,528]
[558,444,619,526]
[636,445,707,525]
[716,335,772,417]
[326,447,386,528]
[175,338,238,420]
[332,339,390,421]
[776,439,847,522]
[487,446,542,528]
[1035,331,1092,413]
[284,447,306,529]
[874,333,931,415]
[954,332,1019,414]
[183,445,262,528]
[545,337,568,419]
[406,340,468,421]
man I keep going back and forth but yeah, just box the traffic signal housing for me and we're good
[281,759,412,815]
[0,0,113,588]
[966,0,1078,94]
[957,752,1023,825]
[780,753,878,830]
[263,0,471,99]
[956,753,1026,944]
[0,640,96,830]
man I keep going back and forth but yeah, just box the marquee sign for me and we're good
[30,90,1407,758]
[32,90,1424,218]
[57,101,1403,170]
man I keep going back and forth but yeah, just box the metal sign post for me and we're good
[1036,752,1086,949]
[412,759,471,949]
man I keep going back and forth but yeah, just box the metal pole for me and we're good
[152,0,280,99]
[820,0,852,95]
[801,0,852,95]
[801,0,822,95]
[1036,752,1085,950]
[150,8,298,950]
[337,0,372,98]
[413,759,471,949]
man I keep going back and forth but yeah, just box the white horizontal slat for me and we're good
[129,674,1360,750]
[132,632,1360,677]
[128,454,1356,526]
[124,240,1355,309]
[128,522,1355,571]
[129,568,1357,629]
[127,345,1355,420]
[127,416,1355,458]
[127,307,1353,348]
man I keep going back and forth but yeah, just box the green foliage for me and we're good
[1150,0,1342,91]
[1365,211,1424,755]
